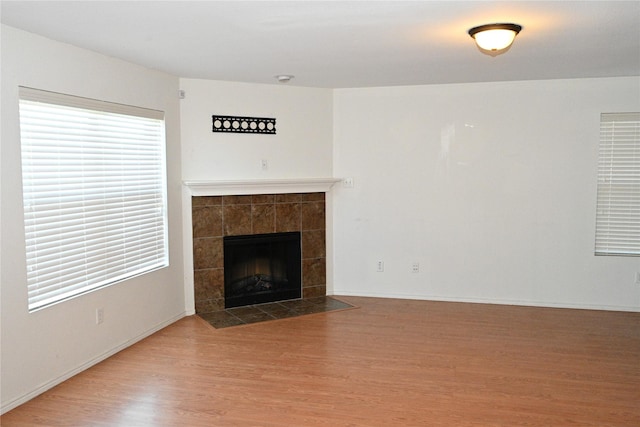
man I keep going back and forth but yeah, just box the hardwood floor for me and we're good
[2,296,639,426]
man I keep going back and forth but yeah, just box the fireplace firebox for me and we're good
[223,232,302,308]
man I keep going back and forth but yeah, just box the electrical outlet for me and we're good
[261,159,269,170]
[377,260,384,272]
[343,177,354,188]
[96,308,104,325]
[412,262,420,273]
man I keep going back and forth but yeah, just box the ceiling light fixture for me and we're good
[468,23,522,52]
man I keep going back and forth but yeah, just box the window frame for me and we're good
[19,87,169,311]
[595,112,640,257]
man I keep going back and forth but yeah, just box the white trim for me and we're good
[0,312,186,415]
[330,290,640,313]
[182,186,196,315]
[19,86,164,119]
[183,178,341,196]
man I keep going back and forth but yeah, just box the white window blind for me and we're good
[595,112,640,256]
[19,87,169,311]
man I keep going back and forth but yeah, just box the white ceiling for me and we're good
[2,1,639,88]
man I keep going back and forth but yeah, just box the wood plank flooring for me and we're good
[2,296,639,426]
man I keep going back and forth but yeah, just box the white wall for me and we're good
[333,77,640,311]
[179,78,334,310]
[180,78,333,181]
[0,26,185,412]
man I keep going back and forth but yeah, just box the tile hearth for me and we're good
[198,296,354,329]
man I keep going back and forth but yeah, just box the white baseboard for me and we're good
[330,290,640,313]
[1,311,187,415]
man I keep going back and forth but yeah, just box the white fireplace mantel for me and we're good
[183,177,342,196]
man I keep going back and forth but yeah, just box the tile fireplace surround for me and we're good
[189,179,337,315]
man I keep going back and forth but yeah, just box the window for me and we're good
[19,87,168,311]
[595,112,640,256]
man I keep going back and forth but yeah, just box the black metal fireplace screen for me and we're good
[223,232,301,308]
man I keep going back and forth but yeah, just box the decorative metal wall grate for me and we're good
[212,115,276,134]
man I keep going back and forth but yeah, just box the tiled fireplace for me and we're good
[192,192,327,314]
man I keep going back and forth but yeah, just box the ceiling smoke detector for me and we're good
[275,75,294,83]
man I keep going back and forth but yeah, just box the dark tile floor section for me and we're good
[198,296,354,329]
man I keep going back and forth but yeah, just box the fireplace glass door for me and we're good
[223,232,301,308]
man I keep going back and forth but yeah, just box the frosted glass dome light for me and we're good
[468,23,522,52]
